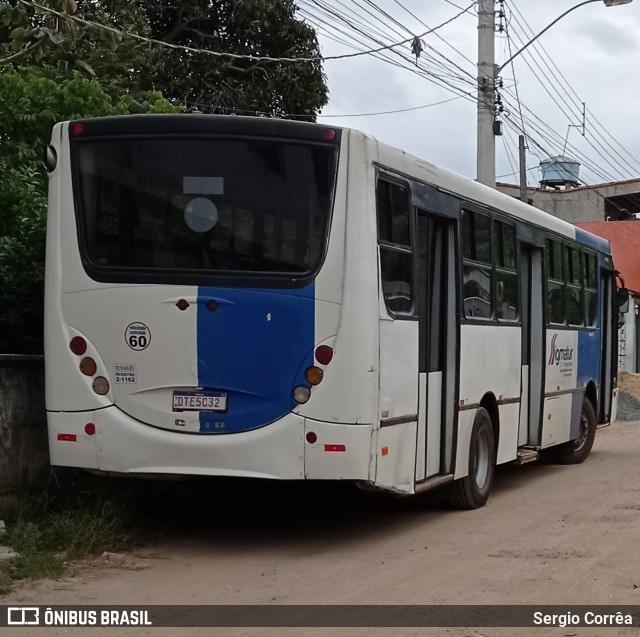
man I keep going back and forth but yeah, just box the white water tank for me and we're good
[539,156,580,188]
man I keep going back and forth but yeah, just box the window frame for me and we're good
[461,208,494,322]
[565,246,584,327]
[376,174,415,319]
[545,237,599,330]
[494,218,519,323]
[584,251,598,328]
[70,133,339,288]
[460,206,521,325]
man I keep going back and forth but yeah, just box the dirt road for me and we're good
[7,419,640,637]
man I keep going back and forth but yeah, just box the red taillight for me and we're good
[324,128,336,141]
[315,345,333,365]
[69,336,87,356]
[73,122,84,135]
[57,433,77,442]
[206,300,218,312]
[306,432,317,444]
[84,423,96,435]
[324,444,346,452]
[176,299,189,311]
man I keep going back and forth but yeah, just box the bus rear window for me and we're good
[72,137,337,280]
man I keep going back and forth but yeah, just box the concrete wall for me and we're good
[0,355,49,515]
[497,183,605,223]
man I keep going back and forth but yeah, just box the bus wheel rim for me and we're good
[475,428,491,489]
[574,411,589,451]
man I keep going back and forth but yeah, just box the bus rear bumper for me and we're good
[47,408,375,482]
[48,407,306,479]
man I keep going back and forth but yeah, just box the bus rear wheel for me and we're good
[449,407,495,510]
[551,397,597,465]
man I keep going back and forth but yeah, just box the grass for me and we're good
[0,470,141,595]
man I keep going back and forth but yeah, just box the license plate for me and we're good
[172,391,227,412]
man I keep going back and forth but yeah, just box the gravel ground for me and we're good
[617,391,640,421]
[617,372,640,421]
[10,418,640,637]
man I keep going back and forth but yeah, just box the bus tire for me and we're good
[449,407,495,510]
[551,397,597,465]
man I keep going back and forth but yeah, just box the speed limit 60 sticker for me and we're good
[125,322,151,351]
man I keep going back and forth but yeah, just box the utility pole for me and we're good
[477,0,633,190]
[477,0,496,187]
[519,135,527,202]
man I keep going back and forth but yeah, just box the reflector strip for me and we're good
[57,433,77,442]
[324,444,346,452]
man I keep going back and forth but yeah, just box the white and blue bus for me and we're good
[44,115,619,508]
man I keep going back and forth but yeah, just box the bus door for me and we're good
[518,243,545,446]
[416,211,458,481]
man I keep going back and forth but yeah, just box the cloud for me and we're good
[310,0,639,186]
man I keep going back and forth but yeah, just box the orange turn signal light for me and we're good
[305,366,324,386]
[79,357,97,376]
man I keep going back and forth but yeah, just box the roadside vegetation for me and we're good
[0,0,329,590]
[0,0,327,355]
[0,471,142,595]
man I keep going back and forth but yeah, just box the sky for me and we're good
[301,0,640,187]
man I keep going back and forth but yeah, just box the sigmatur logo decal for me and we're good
[548,333,574,366]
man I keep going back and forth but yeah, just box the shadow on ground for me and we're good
[42,457,565,552]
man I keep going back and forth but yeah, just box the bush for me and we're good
[1,471,139,592]
[0,165,47,354]
[0,67,180,354]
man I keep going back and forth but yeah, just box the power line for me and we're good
[497,165,539,179]
[501,101,618,183]
[501,2,526,140]
[502,112,632,220]
[443,0,478,12]
[505,0,640,178]
[19,0,476,65]
[509,0,640,173]
[319,95,470,118]
[299,1,478,102]
[390,0,477,69]
[501,129,519,179]
[310,0,475,88]
[497,27,628,182]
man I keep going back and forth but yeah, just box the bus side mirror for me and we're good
[616,288,630,314]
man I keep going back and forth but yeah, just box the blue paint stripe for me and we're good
[577,329,601,387]
[195,285,315,434]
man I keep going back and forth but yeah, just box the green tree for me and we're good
[142,0,328,117]
[0,0,328,353]
[0,66,178,354]
[0,0,164,95]
[1,0,329,118]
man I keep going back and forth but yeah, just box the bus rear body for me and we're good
[46,116,377,483]
[45,115,618,506]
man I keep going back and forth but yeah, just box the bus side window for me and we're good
[376,179,413,316]
[546,239,565,325]
[566,246,584,327]
[584,252,597,327]
[495,220,518,321]
[461,210,492,320]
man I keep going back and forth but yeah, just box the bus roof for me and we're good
[372,132,611,255]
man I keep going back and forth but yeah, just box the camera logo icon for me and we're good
[7,607,40,625]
